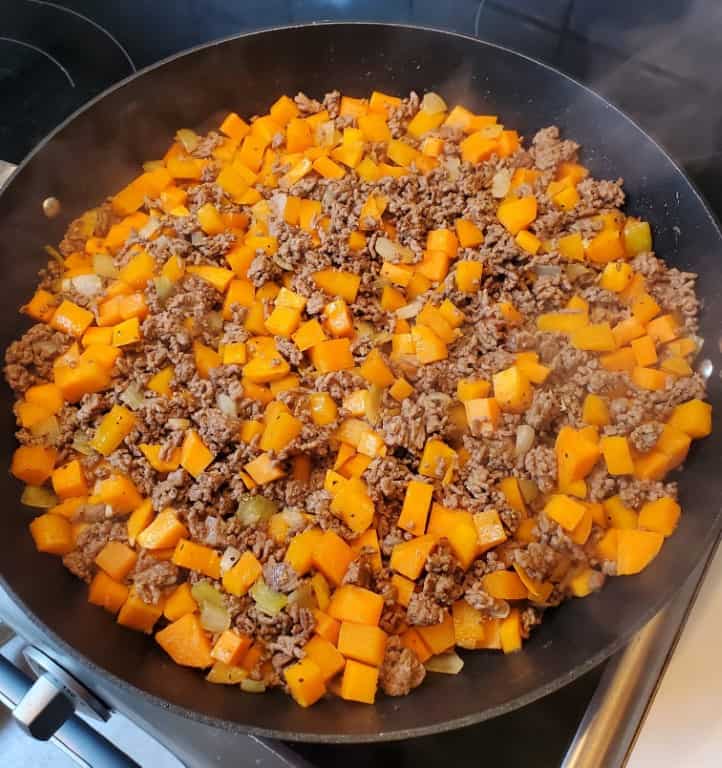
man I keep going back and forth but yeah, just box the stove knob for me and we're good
[12,672,75,740]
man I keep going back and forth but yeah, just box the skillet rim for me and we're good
[1,20,721,743]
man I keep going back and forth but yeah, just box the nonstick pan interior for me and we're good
[0,23,720,741]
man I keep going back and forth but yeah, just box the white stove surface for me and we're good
[628,540,722,768]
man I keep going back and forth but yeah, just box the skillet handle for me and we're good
[562,537,718,768]
[0,653,139,767]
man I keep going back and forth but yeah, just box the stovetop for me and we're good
[1,2,721,766]
[3,0,722,214]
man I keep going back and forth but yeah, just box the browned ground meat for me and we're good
[379,635,426,696]
[131,551,179,605]
[6,93,708,706]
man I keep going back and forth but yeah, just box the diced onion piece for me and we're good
[153,276,173,301]
[30,414,59,440]
[176,128,200,152]
[71,274,103,297]
[443,156,460,181]
[241,678,267,693]
[374,237,415,264]
[692,335,704,354]
[250,579,288,617]
[167,418,190,430]
[375,237,397,261]
[396,300,424,319]
[120,383,145,411]
[425,651,464,675]
[355,320,374,339]
[142,160,165,172]
[207,311,224,333]
[236,495,278,527]
[217,393,238,418]
[421,92,447,115]
[365,384,384,426]
[280,507,304,530]
[288,582,316,610]
[565,263,591,281]
[269,192,288,219]
[191,581,225,608]
[72,433,93,455]
[220,546,241,575]
[200,601,231,633]
[518,478,540,504]
[491,169,512,199]
[514,425,535,457]
[21,485,58,509]
[532,265,561,277]
[93,252,119,278]
[314,121,336,148]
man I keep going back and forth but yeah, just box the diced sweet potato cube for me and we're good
[328,584,384,626]
[616,529,664,576]
[338,622,387,666]
[390,534,437,580]
[340,659,378,704]
[638,497,681,537]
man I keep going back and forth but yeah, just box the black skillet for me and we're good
[0,23,720,743]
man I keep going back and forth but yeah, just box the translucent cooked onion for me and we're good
[250,579,288,617]
[365,384,383,425]
[396,300,423,319]
[21,485,58,509]
[142,160,165,172]
[191,581,225,607]
[518,478,540,504]
[200,601,231,633]
[533,265,561,277]
[176,128,200,152]
[374,237,415,264]
[514,424,535,457]
[167,418,190,430]
[217,393,238,418]
[421,91,447,115]
[443,156,461,181]
[374,237,397,261]
[206,311,224,333]
[491,169,512,199]
[93,252,118,278]
[425,651,464,675]
[72,433,93,455]
[565,263,590,281]
[355,320,374,338]
[269,192,288,219]
[153,276,173,301]
[314,120,336,147]
[120,383,145,411]
[236,495,278,527]
[220,546,241,575]
[288,582,316,610]
[71,274,102,297]
[30,414,59,440]
[280,507,304,530]
[241,679,267,693]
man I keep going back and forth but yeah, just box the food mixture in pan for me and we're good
[5,89,712,707]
